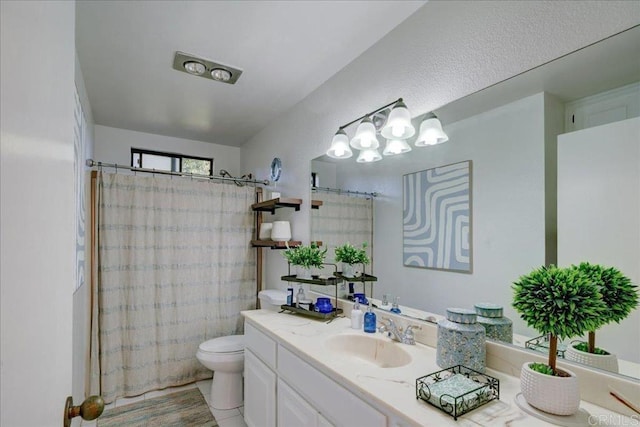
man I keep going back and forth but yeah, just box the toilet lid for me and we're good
[199,335,244,353]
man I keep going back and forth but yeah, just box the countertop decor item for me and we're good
[512,264,607,416]
[436,308,486,373]
[474,303,513,344]
[564,262,638,373]
[416,365,499,421]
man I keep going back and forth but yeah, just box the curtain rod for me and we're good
[86,159,269,186]
[312,186,378,197]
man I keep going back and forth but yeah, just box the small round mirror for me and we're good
[270,157,282,182]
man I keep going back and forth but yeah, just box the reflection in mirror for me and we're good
[310,26,640,380]
[309,185,374,298]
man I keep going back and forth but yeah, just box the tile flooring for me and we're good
[81,379,247,427]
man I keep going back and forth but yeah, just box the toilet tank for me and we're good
[258,289,287,311]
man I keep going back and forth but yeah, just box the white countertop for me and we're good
[242,309,634,427]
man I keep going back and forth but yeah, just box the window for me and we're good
[131,148,213,176]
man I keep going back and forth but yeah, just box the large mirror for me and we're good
[311,26,640,380]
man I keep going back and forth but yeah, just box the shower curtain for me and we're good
[90,172,255,403]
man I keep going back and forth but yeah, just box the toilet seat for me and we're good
[198,335,244,354]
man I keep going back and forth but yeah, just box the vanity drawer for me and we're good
[278,344,386,427]
[245,322,277,370]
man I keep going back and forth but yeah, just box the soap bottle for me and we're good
[296,286,305,308]
[363,304,376,333]
[390,297,402,314]
[379,294,392,311]
[351,298,363,329]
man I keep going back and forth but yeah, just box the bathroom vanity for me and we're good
[242,309,633,427]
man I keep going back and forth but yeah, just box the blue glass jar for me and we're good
[315,297,333,314]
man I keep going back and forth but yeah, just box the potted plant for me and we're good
[565,262,638,373]
[334,242,370,278]
[512,265,606,415]
[283,242,327,279]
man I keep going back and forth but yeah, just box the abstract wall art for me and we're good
[403,160,472,273]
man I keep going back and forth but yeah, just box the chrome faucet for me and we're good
[378,318,422,345]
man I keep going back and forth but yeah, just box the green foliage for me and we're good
[334,242,370,265]
[512,265,606,340]
[572,341,609,355]
[282,242,327,268]
[529,362,554,376]
[572,262,638,328]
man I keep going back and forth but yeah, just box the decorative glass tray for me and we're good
[416,365,500,420]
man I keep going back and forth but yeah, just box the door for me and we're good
[244,349,276,427]
[277,379,318,427]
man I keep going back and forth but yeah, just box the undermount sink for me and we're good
[325,333,412,368]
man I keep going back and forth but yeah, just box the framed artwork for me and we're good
[403,160,472,273]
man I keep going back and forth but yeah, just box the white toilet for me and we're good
[258,289,288,311]
[196,335,244,409]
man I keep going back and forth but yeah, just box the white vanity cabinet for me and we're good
[244,323,277,427]
[244,319,385,427]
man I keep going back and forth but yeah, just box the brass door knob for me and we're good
[64,395,105,427]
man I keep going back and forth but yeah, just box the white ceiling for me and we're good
[76,1,426,147]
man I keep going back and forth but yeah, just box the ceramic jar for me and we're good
[474,303,513,344]
[437,308,486,373]
[270,221,291,242]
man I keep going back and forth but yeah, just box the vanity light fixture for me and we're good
[326,98,449,163]
[415,112,449,146]
[173,51,243,85]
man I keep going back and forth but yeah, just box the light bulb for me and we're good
[334,147,345,157]
[392,125,404,138]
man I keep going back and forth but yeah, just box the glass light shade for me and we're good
[356,148,382,163]
[381,101,415,140]
[211,68,232,81]
[326,130,353,159]
[415,114,449,146]
[184,61,206,75]
[350,117,379,150]
[383,139,412,156]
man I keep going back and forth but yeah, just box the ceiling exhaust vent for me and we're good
[173,51,242,85]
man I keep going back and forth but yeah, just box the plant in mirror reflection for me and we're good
[512,265,606,375]
[334,242,370,265]
[571,262,638,354]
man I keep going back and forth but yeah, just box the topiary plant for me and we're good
[512,265,607,375]
[282,242,327,269]
[334,242,370,265]
[572,262,638,354]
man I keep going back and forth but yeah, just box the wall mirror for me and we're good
[310,26,640,380]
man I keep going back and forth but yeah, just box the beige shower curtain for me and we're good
[90,172,255,403]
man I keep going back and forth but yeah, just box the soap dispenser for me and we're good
[379,294,392,311]
[390,297,402,314]
[363,303,376,333]
[351,298,363,329]
[296,286,305,308]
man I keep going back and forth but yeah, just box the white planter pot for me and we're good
[295,266,312,280]
[565,342,619,373]
[342,263,357,278]
[520,362,580,416]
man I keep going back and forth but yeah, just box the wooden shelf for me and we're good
[251,197,302,214]
[311,200,323,209]
[251,240,301,249]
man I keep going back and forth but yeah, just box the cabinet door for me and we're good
[277,379,318,427]
[245,349,276,427]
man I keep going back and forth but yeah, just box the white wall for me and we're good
[94,125,241,176]
[558,117,640,363]
[1,1,76,425]
[240,1,639,295]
